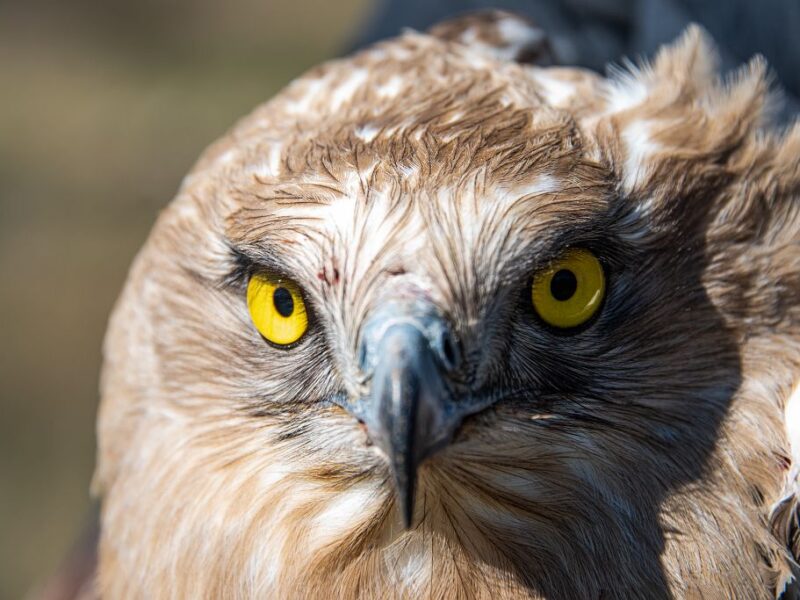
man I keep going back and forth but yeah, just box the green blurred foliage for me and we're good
[0,1,370,596]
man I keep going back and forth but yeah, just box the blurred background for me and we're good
[0,1,370,596]
[2,0,798,597]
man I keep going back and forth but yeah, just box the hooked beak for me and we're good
[345,303,463,528]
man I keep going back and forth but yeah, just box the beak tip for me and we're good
[395,471,416,529]
[401,497,414,530]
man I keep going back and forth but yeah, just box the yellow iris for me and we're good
[531,249,606,329]
[247,272,308,346]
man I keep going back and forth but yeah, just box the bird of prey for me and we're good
[89,11,799,600]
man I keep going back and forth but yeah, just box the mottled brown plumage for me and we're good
[93,12,799,599]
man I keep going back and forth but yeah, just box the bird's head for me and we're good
[94,16,800,599]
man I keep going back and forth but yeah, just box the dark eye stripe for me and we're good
[273,287,294,317]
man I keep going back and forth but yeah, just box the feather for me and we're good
[90,11,800,599]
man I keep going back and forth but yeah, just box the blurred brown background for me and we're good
[0,1,371,596]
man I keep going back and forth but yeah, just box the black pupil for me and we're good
[273,287,294,317]
[550,269,578,301]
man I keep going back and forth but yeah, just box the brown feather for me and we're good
[92,12,800,599]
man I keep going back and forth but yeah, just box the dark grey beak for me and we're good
[349,303,463,527]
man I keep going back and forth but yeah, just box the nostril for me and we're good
[437,329,461,372]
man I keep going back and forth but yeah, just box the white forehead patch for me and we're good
[429,173,561,267]
[271,175,430,283]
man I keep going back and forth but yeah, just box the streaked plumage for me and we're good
[93,12,799,599]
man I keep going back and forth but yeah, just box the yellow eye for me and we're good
[247,272,308,346]
[531,248,606,329]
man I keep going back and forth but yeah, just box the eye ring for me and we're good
[531,248,606,329]
[246,272,309,346]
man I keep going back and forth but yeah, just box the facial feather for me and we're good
[94,13,800,599]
